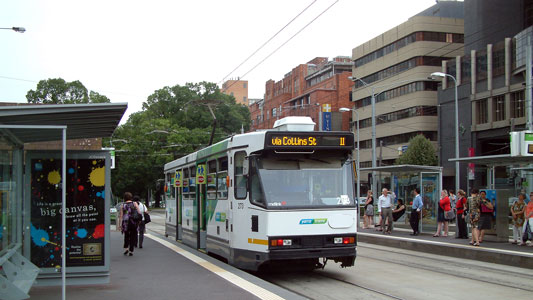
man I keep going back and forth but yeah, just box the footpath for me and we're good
[358,226,533,269]
[28,231,307,300]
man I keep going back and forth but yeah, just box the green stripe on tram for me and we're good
[197,140,229,159]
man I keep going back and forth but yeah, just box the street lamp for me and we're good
[430,71,459,195]
[0,27,26,33]
[340,107,360,210]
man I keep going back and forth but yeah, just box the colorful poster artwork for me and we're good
[30,158,105,268]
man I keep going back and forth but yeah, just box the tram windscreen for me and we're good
[250,155,355,208]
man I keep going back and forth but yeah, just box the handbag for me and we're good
[445,209,455,220]
[143,212,151,224]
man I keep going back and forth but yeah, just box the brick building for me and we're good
[250,56,354,131]
[221,79,248,105]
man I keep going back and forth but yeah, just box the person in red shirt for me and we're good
[455,189,468,239]
[434,190,451,237]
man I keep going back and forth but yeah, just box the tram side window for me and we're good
[234,151,247,199]
[189,166,196,199]
[249,158,265,206]
[207,160,217,200]
[217,157,228,199]
[168,172,176,198]
[183,168,190,199]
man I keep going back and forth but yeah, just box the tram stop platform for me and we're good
[28,231,307,300]
[358,226,533,269]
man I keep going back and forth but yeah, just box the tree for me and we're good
[395,134,438,166]
[26,78,111,104]
[107,81,251,205]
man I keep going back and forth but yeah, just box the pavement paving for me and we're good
[28,230,307,300]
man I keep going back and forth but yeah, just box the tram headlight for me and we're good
[334,237,343,244]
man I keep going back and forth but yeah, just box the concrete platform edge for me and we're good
[358,233,533,269]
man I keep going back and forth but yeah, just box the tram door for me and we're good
[196,163,207,250]
[420,172,442,233]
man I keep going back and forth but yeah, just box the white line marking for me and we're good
[146,233,286,300]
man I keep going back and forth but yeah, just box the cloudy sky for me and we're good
[0,0,445,122]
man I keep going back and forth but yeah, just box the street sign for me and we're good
[196,164,206,184]
[174,170,182,187]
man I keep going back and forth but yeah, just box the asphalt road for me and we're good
[147,210,533,300]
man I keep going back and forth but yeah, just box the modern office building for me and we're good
[350,1,464,190]
[437,0,533,190]
[221,79,249,105]
[250,56,354,131]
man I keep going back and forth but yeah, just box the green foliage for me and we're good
[26,78,111,104]
[108,81,251,197]
[395,134,438,166]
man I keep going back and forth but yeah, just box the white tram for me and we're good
[163,117,357,271]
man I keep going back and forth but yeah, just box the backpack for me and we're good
[125,202,141,224]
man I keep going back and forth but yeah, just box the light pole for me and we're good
[0,27,26,33]
[431,71,459,195]
[339,107,360,208]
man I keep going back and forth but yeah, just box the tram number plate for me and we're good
[237,203,244,209]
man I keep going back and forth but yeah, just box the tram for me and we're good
[163,117,357,271]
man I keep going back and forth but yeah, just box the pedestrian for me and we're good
[363,191,374,229]
[134,195,149,248]
[469,188,482,246]
[119,192,141,256]
[434,190,450,237]
[410,188,423,236]
[511,193,526,244]
[478,191,494,243]
[392,199,406,222]
[449,189,457,211]
[378,188,395,234]
[455,189,468,239]
[521,193,533,246]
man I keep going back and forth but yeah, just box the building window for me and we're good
[476,99,488,124]
[230,92,234,97]
[511,90,525,118]
[359,131,437,149]
[476,50,488,81]
[461,55,471,85]
[354,81,438,109]
[493,95,505,122]
[243,82,247,89]
[359,106,437,129]
[492,42,505,77]
[243,96,247,103]
[272,108,277,117]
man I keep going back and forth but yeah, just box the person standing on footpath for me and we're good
[363,191,374,229]
[134,195,149,249]
[410,188,423,236]
[378,188,395,234]
[434,190,451,237]
[478,190,494,243]
[119,192,141,256]
[522,193,533,246]
[511,193,526,245]
[469,188,482,246]
[455,189,468,239]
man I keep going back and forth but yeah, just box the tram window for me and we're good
[218,156,228,199]
[207,160,217,200]
[189,166,196,196]
[234,151,247,199]
[249,158,265,206]
[183,168,190,198]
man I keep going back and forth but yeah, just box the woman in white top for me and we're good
[134,196,149,248]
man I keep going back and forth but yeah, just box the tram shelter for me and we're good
[0,103,127,299]
[450,154,533,242]
[360,165,443,233]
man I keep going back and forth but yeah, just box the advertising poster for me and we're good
[30,158,105,268]
[421,173,439,220]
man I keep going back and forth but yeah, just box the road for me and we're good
[146,210,532,300]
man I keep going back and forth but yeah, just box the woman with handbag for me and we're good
[511,193,526,244]
[134,196,149,249]
[521,195,533,246]
[478,191,494,243]
[434,190,451,237]
[363,191,374,229]
[455,189,468,239]
[469,188,482,246]
[119,192,141,256]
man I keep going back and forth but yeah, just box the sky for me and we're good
[0,0,446,123]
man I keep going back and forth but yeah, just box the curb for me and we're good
[358,232,533,269]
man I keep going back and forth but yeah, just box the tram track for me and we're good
[357,243,533,293]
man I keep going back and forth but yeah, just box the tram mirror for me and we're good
[243,157,249,176]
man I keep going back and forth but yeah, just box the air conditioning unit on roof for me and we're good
[273,117,315,131]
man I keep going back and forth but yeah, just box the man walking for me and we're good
[378,188,395,234]
[410,188,423,236]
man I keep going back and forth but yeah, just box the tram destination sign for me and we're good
[265,132,354,149]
